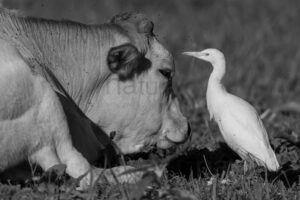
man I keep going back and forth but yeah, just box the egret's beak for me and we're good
[182,52,201,59]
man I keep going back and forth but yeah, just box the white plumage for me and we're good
[183,48,280,172]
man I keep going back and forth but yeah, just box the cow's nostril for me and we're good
[109,131,116,140]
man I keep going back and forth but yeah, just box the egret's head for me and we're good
[182,48,224,65]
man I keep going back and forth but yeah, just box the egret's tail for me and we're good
[248,148,280,172]
[264,148,280,172]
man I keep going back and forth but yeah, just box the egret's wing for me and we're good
[217,111,267,164]
[213,94,273,162]
[223,94,271,148]
[216,94,279,170]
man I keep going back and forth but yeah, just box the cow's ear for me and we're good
[107,43,143,80]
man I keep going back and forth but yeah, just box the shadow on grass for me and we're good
[262,162,300,188]
[2,142,300,190]
[167,142,239,178]
[167,142,300,188]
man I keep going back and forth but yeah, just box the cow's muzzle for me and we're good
[165,123,191,144]
[157,122,191,150]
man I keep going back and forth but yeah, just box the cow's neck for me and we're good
[1,12,122,114]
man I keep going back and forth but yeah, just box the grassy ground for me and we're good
[1,0,300,199]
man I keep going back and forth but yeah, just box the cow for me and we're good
[0,8,190,189]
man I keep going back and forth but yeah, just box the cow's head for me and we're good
[94,13,190,154]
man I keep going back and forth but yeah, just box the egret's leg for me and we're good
[243,159,257,175]
[243,161,248,174]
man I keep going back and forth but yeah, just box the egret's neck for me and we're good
[206,59,227,119]
[209,60,226,83]
[207,59,227,97]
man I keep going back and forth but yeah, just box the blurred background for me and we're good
[3,0,300,168]
[3,0,299,104]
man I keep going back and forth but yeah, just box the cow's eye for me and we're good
[159,69,172,80]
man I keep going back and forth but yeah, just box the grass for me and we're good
[1,0,300,199]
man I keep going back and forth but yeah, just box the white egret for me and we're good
[183,48,280,172]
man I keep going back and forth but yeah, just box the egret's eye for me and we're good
[159,68,172,80]
[205,53,210,56]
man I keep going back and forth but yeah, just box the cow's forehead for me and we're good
[110,12,173,69]
[110,12,154,36]
[110,12,154,53]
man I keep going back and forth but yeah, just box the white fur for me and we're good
[0,10,189,188]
